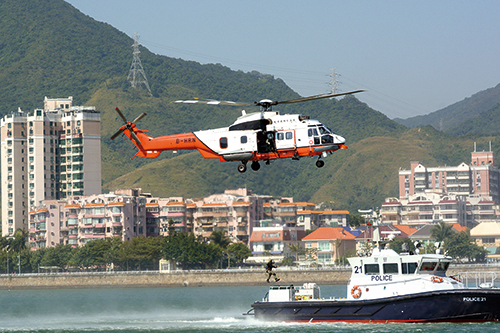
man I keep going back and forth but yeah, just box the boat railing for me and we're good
[455,271,498,288]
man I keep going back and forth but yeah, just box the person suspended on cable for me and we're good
[266,259,280,283]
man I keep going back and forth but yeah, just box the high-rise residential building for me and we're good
[1,97,101,237]
[398,145,500,203]
[382,145,500,227]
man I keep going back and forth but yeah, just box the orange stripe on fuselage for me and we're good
[253,145,343,161]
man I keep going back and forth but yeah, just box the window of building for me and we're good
[318,253,332,262]
[318,242,330,251]
[482,238,495,244]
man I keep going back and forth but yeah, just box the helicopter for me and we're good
[110,90,363,173]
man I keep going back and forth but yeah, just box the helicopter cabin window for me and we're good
[401,262,418,274]
[308,128,319,137]
[285,132,293,140]
[383,263,399,274]
[219,137,228,149]
[364,263,380,275]
[240,136,247,144]
[277,132,284,140]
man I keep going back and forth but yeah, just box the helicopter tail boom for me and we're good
[111,108,220,159]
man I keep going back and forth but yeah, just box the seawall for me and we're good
[0,269,351,290]
[0,265,498,290]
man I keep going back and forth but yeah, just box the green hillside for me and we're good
[1,0,499,213]
[394,84,500,131]
[446,104,500,136]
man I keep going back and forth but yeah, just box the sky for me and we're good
[66,0,500,120]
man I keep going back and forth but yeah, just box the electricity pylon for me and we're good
[128,32,152,95]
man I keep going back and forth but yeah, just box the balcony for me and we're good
[198,211,228,218]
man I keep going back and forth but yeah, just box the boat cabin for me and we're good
[346,248,463,300]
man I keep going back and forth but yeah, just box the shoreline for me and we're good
[1,264,497,290]
[0,268,350,290]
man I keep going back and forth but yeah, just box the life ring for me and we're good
[351,286,362,299]
[431,276,443,283]
[309,140,313,145]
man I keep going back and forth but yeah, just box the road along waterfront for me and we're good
[0,264,498,290]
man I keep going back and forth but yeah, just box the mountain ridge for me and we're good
[394,83,500,131]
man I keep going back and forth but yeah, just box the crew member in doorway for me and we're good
[266,259,280,283]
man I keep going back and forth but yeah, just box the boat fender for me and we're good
[431,276,443,283]
[450,276,461,283]
[351,286,362,299]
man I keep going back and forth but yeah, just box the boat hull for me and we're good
[252,289,500,322]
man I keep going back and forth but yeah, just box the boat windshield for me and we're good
[436,261,450,271]
[420,261,437,272]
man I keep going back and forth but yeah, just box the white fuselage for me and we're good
[194,111,345,156]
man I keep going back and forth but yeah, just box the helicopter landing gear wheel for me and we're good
[316,159,325,168]
[238,163,247,173]
[251,161,260,171]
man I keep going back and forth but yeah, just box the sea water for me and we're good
[0,284,498,333]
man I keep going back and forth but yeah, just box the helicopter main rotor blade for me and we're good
[130,131,141,145]
[174,99,249,106]
[132,112,147,123]
[276,90,365,105]
[115,107,128,123]
[110,128,124,140]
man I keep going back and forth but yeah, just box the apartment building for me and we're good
[29,191,146,250]
[263,201,349,229]
[1,97,101,237]
[247,223,306,263]
[399,145,500,203]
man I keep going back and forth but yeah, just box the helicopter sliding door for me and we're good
[275,130,296,150]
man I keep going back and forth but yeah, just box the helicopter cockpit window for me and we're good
[318,126,330,134]
[241,136,247,144]
[220,137,228,149]
[321,135,333,144]
[286,132,293,140]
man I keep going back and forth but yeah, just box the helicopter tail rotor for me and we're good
[110,108,147,145]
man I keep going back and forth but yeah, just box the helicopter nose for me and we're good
[334,135,345,144]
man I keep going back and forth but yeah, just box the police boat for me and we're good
[249,223,500,322]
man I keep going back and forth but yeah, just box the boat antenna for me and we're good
[359,209,382,250]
